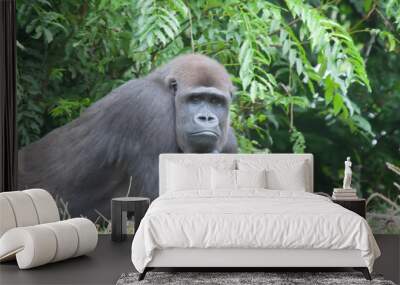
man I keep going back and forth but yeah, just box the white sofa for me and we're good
[0,189,97,269]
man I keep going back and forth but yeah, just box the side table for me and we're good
[332,198,366,218]
[111,197,150,242]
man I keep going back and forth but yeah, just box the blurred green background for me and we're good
[16,0,400,233]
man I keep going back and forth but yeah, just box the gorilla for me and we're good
[18,54,238,219]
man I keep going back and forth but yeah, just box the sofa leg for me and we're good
[354,267,371,280]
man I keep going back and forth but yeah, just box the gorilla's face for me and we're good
[174,86,231,153]
[162,54,234,153]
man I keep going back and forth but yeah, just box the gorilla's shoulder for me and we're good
[85,79,147,110]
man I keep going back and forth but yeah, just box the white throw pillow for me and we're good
[167,162,212,191]
[266,166,307,191]
[236,169,267,189]
[237,159,309,191]
[211,168,267,191]
[212,168,236,191]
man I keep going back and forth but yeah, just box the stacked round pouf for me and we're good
[0,189,97,269]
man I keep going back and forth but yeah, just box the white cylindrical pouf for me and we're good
[42,221,79,262]
[24,189,60,224]
[0,188,98,269]
[66,218,98,257]
[0,192,39,227]
[0,196,17,237]
[0,218,97,269]
[0,226,57,269]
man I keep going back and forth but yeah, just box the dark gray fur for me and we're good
[18,54,238,219]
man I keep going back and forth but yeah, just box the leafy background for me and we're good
[16,0,400,233]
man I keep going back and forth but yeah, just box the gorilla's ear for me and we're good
[168,77,178,94]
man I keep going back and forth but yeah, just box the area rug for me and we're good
[116,272,395,285]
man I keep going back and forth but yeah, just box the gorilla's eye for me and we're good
[210,97,224,106]
[190,95,202,104]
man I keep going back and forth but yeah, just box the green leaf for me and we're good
[352,115,374,136]
[379,31,397,52]
[249,81,257,103]
[290,128,306,153]
[239,39,254,90]
[333,94,343,115]
[155,30,167,45]
[44,29,53,43]
[288,49,296,67]
[295,58,303,75]
[282,39,290,56]
[160,23,175,40]
[363,0,373,12]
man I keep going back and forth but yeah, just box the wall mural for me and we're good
[18,54,237,222]
[16,1,400,234]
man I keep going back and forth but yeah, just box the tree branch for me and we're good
[376,8,397,33]
[350,1,377,33]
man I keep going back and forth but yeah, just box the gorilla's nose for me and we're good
[195,113,218,127]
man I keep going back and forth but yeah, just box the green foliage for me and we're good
[16,69,44,146]
[16,0,400,232]
[290,127,306,153]
[50,97,92,126]
[16,0,376,148]
[383,0,400,30]
[17,0,141,140]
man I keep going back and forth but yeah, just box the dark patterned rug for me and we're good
[116,272,396,285]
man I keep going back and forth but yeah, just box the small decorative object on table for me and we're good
[332,157,358,200]
[343,156,353,189]
[332,157,366,218]
[111,197,150,242]
[332,188,357,200]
